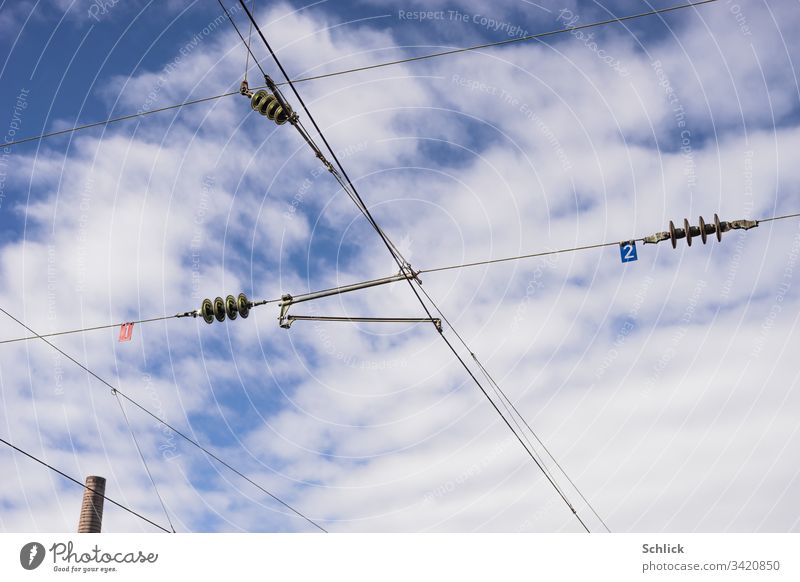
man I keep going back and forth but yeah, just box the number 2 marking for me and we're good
[619,241,638,263]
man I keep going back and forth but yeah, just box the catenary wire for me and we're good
[0,436,172,533]
[416,282,611,531]
[759,212,800,223]
[231,0,410,264]
[474,357,612,532]
[243,0,257,82]
[237,0,594,532]
[113,392,177,532]
[0,314,180,346]
[413,279,600,531]
[4,91,239,149]
[0,305,328,533]
[1,212,797,347]
[4,0,720,149]
[218,0,266,78]
[280,0,722,86]
[420,240,642,274]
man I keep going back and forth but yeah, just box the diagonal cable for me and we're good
[236,0,595,532]
[5,1,721,149]
[113,392,177,532]
[0,436,172,532]
[0,305,327,532]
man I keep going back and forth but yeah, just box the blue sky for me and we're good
[1,0,800,533]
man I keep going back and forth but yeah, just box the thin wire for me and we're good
[0,306,328,533]
[280,0,721,86]
[4,92,238,149]
[218,0,266,78]
[0,315,178,345]
[420,240,638,274]
[413,282,594,532]
[233,0,410,264]
[237,0,410,265]
[472,344,611,531]
[421,211,800,273]
[759,212,800,223]
[244,0,256,82]
[0,436,172,533]
[237,0,592,532]
[4,1,720,149]
[113,392,177,532]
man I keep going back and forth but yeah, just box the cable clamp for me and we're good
[729,219,759,231]
[401,264,421,284]
[643,231,670,245]
[278,294,294,328]
[239,79,251,97]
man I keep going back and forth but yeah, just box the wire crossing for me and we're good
[0,211,797,347]
[0,436,172,533]
[235,0,597,532]
[4,0,722,149]
[113,393,177,533]
[0,305,328,533]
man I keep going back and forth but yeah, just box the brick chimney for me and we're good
[77,476,106,533]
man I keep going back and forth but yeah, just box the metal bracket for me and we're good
[277,270,419,327]
[282,315,442,332]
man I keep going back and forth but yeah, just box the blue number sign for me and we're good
[619,241,638,263]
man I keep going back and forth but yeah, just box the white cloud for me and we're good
[2,0,800,533]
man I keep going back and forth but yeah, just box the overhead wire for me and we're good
[0,209,793,353]
[113,392,177,532]
[0,0,753,533]
[410,269,598,531]
[218,0,267,78]
[0,435,172,533]
[0,314,182,346]
[4,91,239,149]
[229,0,410,264]
[279,0,722,86]
[4,0,720,149]
[421,240,641,274]
[0,305,328,533]
[415,282,611,532]
[1,212,798,347]
[473,358,612,532]
[236,0,596,532]
[243,0,257,83]
[759,211,800,223]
